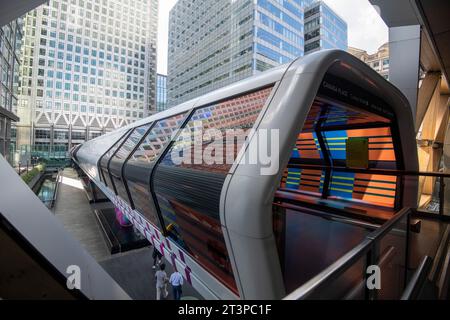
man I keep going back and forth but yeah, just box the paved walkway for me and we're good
[53,168,110,261]
[53,167,202,300]
[100,247,202,300]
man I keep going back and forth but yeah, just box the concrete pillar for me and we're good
[388,25,421,118]
[50,124,54,154]
[68,124,72,150]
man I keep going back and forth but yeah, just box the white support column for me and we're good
[388,25,421,118]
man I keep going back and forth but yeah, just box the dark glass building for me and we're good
[167,0,316,107]
[304,1,348,54]
[0,17,22,164]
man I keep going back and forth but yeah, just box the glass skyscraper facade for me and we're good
[0,18,23,164]
[304,1,348,54]
[16,0,158,160]
[167,0,314,107]
[156,73,167,112]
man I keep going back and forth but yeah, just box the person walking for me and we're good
[169,270,184,300]
[152,247,163,269]
[155,263,168,300]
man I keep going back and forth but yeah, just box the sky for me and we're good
[156,0,388,74]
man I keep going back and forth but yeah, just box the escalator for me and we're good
[273,201,375,295]
[276,192,450,300]
[405,225,450,300]
[0,155,130,299]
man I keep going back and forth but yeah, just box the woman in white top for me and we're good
[155,263,168,300]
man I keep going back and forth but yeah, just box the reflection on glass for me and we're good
[110,123,152,202]
[377,215,407,299]
[153,86,274,294]
[99,131,129,188]
[125,113,187,227]
[114,124,152,161]
[284,96,399,208]
[323,127,396,167]
[273,206,369,295]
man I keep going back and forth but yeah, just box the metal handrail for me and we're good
[284,207,411,300]
[401,256,433,300]
[342,245,396,300]
[287,164,449,216]
[273,201,380,231]
[365,207,410,240]
[287,164,450,178]
[283,238,373,300]
[50,169,62,209]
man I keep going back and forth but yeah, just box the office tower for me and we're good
[349,43,390,80]
[304,1,348,54]
[16,0,158,160]
[0,18,23,164]
[156,73,167,112]
[167,0,315,107]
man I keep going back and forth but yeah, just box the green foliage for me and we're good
[21,163,47,185]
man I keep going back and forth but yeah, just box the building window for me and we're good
[54,130,69,141]
[71,131,86,141]
[35,129,51,140]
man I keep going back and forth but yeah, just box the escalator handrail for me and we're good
[366,207,410,241]
[284,207,412,300]
[273,201,380,231]
[51,169,62,209]
[287,163,450,178]
[283,238,373,300]
[401,255,433,300]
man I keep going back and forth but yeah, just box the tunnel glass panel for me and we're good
[99,131,129,190]
[124,113,187,227]
[273,74,403,295]
[279,167,325,196]
[109,123,152,203]
[279,100,399,209]
[273,204,370,294]
[153,86,274,293]
[328,172,397,208]
[377,214,408,299]
[323,127,396,169]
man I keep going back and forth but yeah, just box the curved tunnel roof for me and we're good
[77,50,417,181]
[75,50,419,299]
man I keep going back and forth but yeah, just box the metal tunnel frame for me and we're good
[74,50,419,299]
